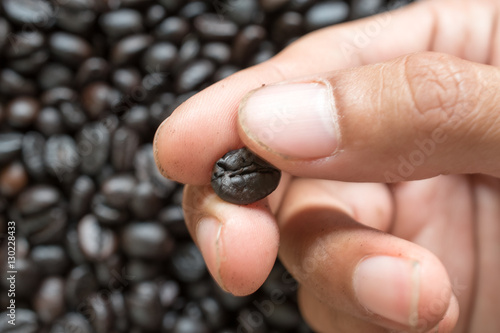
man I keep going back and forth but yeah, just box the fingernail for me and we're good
[353,256,421,328]
[196,217,226,291]
[239,81,339,159]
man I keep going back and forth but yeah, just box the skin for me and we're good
[154,0,500,331]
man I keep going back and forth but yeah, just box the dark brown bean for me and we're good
[0,18,10,51]
[101,174,137,209]
[273,11,304,43]
[305,0,350,31]
[111,68,142,94]
[6,96,40,128]
[60,101,88,131]
[78,214,118,261]
[0,69,37,96]
[44,134,80,181]
[81,82,113,119]
[33,277,65,324]
[201,42,231,64]
[56,7,96,34]
[0,132,23,165]
[27,206,67,245]
[16,184,60,216]
[100,9,144,38]
[260,0,290,12]
[8,49,49,75]
[0,161,28,197]
[111,34,154,66]
[91,194,129,226]
[155,17,190,44]
[86,294,114,333]
[144,4,167,28]
[50,313,93,333]
[141,42,178,72]
[41,87,77,106]
[69,175,96,220]
[179,1,209,19]
[1,258,40,299]
[109,291,129,332]
[35,107,65,137]
[125,282,163,331]
[37,63,73,91]
[159,205,189,238]
[77,122,110,175]
[231,25,266,65]
[30,245,70,276]
[176,59,215,93]
[49,32,93,66]
[134,144,177,197]
[2,0,55,26]
[0,309,38,333]
[125,259,161,282]
[130,181,162,219]
[122,105,150,136]
[4,31,45,58]
[22,131,46,180]
[211,147,281,205]
[112,126,140,172]
[218,0,260,26]
[213,64,240,82]
[194,13,239,41]
[65,265,99,309]
[121,222,174,260]
[76,57,110,87]
[170,243,206,283]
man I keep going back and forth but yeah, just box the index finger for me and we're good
[154,1,439,185]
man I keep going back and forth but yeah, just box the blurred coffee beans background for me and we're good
[0,0,414,332]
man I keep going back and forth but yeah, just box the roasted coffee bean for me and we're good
[16,184,60,216]
[261,0,290,12]
[60,101,88,131]
[77,122,110,176]
[30,245,70,276]
[65,228,86,265]
[249,40,276,65]
[27,206,67,245]
[305,0,350,31]
[194,14,239,41]
[265,302,301,329]
[76,57,110,87]
[51,313,93,333]
[41,87,78,106]
[175,36,201,69]
[125,259,162,282]
[69,175,96,219]
[93,253,125,287]
[155,17,190,44]
[211,147,281,205]
[173,316,210,333]
[112,126,140,172]
[49,32,93,65]
[101,174,137,209]
[56,7,96,34]
[65,265,99,308]
[100,9,144,38]
[122,105,150,136]
[231,25,266,65]
[81,82,113,119]
[4,31,45,59]
[78,214,118,261]
[44,134,80,181]
[220,0,260,26]
[178,1,209,19]
[158,0,181,11]
[1,258,40,299]
[2,0,55,26]
[6,96,40,128]
[121,222,174,259]
[33,277,65,324]
[201,42,231,64]
[176,59,215,93]
[170,243,206,283]
[111,34,154,66]
[134,144,177,197]
[0,69,37,96]
[130,181,162,219]
[273,11,304,43]
[141,42,178,72]
[126,282,163,331]
[8,49,50,75]
[0,132,23,165]
[200,297,227,330]
[159,280,180,308]
[35,107,65,137]
[109,291,129,332]
[0,161,28,197]
[0,309,38,333]
[21,132,46,179]
[159,205,189,238]
[86,294,114,333]
[144,4,167,28]
[111,67,142,94]
[0,18,10,51]
[91,194,129,225]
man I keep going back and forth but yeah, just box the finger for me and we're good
[238,52,500,182]
[154,0,451,185]
[277,178,456,331]
[182,184,279,296]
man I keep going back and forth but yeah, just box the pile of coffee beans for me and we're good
[0,0,414,332]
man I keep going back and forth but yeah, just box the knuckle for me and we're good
[402,52,479,131]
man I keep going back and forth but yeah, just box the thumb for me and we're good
[238,52,500,182]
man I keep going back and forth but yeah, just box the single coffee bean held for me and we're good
[211,147,281,205]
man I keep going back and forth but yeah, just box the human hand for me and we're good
[154,0,500,331]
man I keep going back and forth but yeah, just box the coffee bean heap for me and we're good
[0,0,414,332]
